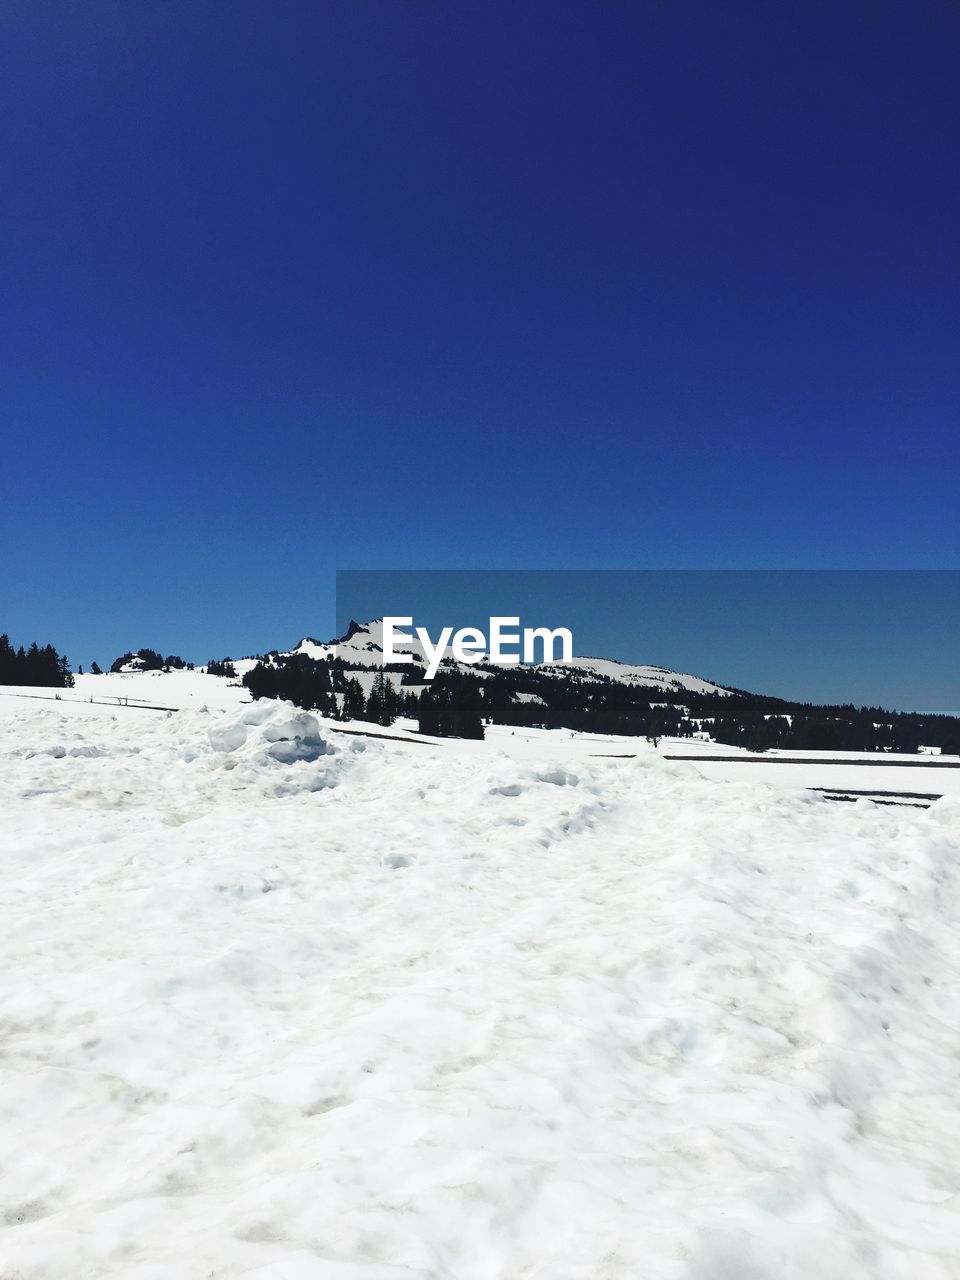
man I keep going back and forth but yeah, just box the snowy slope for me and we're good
[69,667,250,710]
[532,652,734,695]
[2,692,960,1278]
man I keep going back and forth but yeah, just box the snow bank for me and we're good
[1,699,960,1278]
[928,794,960,825]
[206,700,334,765]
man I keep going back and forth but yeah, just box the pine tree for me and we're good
[417,674,484,739]
[342,678,366,721]
[0,634,13,684]
[207,658,238,678]
[366,670,395,726]
[242,653,335,714]
[0,634,73,687]
[417,686,436,735]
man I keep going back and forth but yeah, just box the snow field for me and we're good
[2,695,960,1278]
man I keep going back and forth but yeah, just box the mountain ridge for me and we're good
[274,618,738,699]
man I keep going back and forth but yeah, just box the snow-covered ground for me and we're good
[662,739,960,804]
[2,680,960,1279]
[67,667,256,711]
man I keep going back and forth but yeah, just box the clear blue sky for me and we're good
[1,0,958,670]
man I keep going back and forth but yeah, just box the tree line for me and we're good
[237,650,960,752]
[0,633,74,688]
[241,654,485,738]
[104,650,240,677]
[109,649,190,673]
[475,666,960,753]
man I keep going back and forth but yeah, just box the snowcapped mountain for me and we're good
[276,618,735,697]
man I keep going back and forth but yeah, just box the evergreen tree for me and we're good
[417,673,484,739]
[341,677,366,721]
[0,632,73,688]
[365,670,395,726]
[418,686,438,735]
[207,658,238,678]
[0,634,13,684]
[242,653,335,714]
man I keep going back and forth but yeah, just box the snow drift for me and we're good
[2,696,960,1278]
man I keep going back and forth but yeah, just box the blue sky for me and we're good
[1,1,958,674]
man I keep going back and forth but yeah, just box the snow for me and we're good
[69,667,251,711]
[662,739,960,801]
[544,654,733,696]
[2,685,960,1278]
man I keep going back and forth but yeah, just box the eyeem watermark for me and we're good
[383,616,573,680]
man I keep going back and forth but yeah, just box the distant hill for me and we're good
[282,618,738,697]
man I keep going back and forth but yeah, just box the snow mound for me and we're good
[207,701,334,765]
[928,793,960,825]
